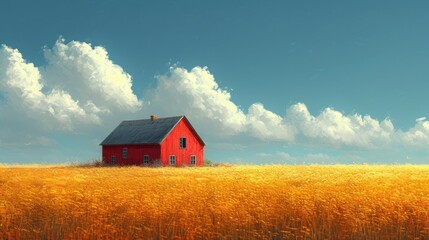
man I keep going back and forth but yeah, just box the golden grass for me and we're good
[1,165,429,239]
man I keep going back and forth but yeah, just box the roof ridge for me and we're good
[122,115,184,122]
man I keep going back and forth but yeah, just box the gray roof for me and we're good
[100,116,185,145]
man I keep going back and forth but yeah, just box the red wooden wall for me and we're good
[160,118,205,166]
[102,144,160,165]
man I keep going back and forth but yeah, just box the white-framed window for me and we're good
[169,155,176,165]
[190,155,196,165]
[111,156,116,165]
[179,137,187,148]
[122,148,128,159]
[143,155,150,164]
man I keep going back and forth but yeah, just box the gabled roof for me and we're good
[100,116,205,146]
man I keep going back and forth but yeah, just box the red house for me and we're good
[100,115,205,166]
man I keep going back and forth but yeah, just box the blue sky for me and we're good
[1,0,429,164]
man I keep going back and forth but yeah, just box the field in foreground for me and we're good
[1,165,429,239]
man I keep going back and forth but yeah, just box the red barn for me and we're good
[100,115,205,166]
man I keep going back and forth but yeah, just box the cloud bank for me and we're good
[145,65,423,149]
[0,39,141,132]
[1,39,429,151]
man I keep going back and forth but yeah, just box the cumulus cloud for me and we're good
[146,66,247,135]
[246,103,294,141]
[286,103,395,148]
[0,44,98,130]
[401,117,429,147]
[0,46,44,108]
[0,39,141,132]
[43,39,141,112]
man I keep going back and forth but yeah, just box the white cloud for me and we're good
[43,39,141,112]
[0,39,141,133]
[246,103,294,141]
[286,103,395,148]
[146,66,247,135]
[401,117,429,147]
[0,45,44,108]
[0,44,98,130]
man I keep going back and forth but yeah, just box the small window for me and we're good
[122,148,128,159]
[190,155,196,165]
[179,137,187,148]
[143,155,150,164]
[111,156,116,165]
[169,155,176,165]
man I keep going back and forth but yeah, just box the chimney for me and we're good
[150,115,157,121]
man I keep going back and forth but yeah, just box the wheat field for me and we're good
[0,165,429,239]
